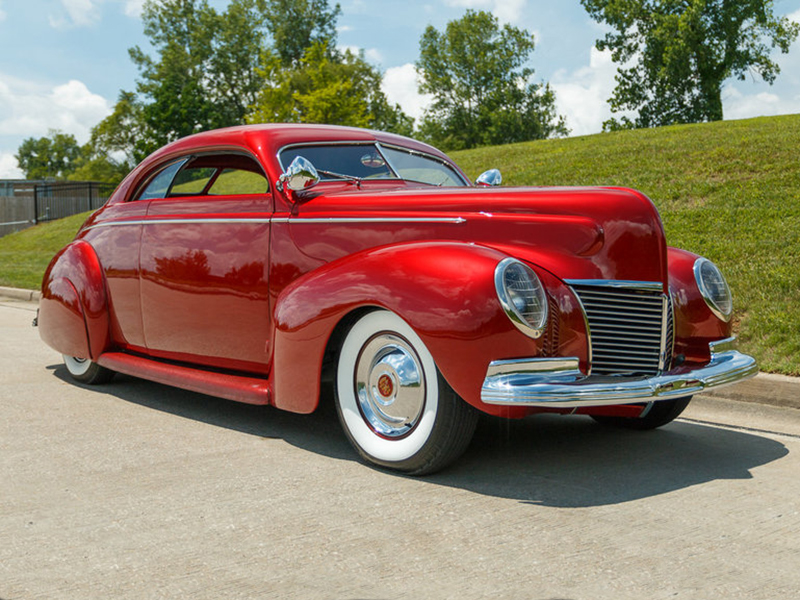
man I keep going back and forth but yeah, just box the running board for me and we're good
[96,352,272,405]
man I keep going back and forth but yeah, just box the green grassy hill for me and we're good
[1,114,798,373]
[0,212,90,291]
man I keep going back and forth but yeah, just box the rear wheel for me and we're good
[591,396,692,430]
[335,310,478,475]
[63,355,114,385]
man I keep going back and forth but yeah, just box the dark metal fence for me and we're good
[33,182,116,223]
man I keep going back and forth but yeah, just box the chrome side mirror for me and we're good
[475,169,502,187]
[277,156,320,193]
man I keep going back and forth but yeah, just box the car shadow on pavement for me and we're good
[50,364,789,508]
[432,412,790,507]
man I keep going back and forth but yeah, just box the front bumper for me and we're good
[481,337,758,408]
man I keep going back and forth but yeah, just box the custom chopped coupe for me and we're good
[38,124,758,474]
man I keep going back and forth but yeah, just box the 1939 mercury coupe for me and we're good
[37,124,758,474]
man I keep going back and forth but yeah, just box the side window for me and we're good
[135,153,268,201]
[137,159,187,200]
[208,168,269,195]
[170,167,216,195]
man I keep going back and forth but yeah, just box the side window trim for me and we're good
[133,150,271,202]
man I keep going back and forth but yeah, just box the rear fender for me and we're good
[272,241,542,415]
[38,241,110,360]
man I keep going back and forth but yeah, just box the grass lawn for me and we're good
[0,212,90,291]
[1,114,797,373]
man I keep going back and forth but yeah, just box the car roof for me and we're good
[148,123,451,165]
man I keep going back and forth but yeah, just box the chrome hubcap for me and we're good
[354,333,426,438]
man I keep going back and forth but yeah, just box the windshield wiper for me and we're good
[317,169,363,189]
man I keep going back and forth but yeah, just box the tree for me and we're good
[415,10,568,151]
[581,0,800,129]
[88,91,148,166]
[127,0,272,156]
[259,0,341,67]
[15,131,81,180]
[247,42,413,135]
[122,0,348,156]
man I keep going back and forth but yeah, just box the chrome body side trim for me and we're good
[84,216,467,232]
[84,217,273,231]
[480,337,757,408]
[272,216,467,224]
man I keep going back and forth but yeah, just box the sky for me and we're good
[2,0,800,178]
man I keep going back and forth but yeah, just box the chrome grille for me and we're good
[570,283,670,376]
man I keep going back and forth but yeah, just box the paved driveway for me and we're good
[2,298,799,599]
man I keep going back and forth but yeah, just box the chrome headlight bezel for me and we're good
[495,258,549,339]
[694,257,733,322]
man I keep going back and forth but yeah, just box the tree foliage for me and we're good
[96,0,401,163]
[14,129,126,184]
[15,131,82,180]
[247,42,412,134]
[415,10,568,151]
[127,0,270,156]
[581,0,800,129]
[259,0,341,66]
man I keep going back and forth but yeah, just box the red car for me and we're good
[37,124,757,474]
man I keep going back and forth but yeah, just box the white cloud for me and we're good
[0,152,23,179]
[444,0,527,24]
[788,9,800,25]
[550,47,619,136]
[0,74,111,149]
[364,48,383,64]
[124,0,145,18]
[382,63,432,122]
[722,87,800,120]
[49,0,102,29]
[0,1,6,23]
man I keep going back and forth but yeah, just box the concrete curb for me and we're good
[0,286,41,302]
[2,286,798,411]
[706,372,800,411]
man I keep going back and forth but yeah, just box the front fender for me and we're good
[668,247,732,364]
[272,241,543,414]
[38,240,110,360]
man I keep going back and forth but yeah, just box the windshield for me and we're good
[278,143,468,187]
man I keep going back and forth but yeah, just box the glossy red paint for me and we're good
[272,241,543,416]
[668,246,731,364]
[38,240,109,359]
[38,123,739,423]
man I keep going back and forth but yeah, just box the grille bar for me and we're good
[570,282,671,376]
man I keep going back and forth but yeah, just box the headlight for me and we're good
[495,258,548,338]
[694,258,733,322]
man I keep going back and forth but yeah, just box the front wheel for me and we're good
[335,310,478,475]
[591,396,692,430]
[63,355,115,385]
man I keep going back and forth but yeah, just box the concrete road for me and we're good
[2,297,799,600]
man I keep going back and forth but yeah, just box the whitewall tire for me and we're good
[63,355,114,385]
[335,310,478,475]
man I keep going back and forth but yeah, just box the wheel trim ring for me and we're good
[353,332,427,439]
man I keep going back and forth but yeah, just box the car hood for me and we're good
[290,184,668,286]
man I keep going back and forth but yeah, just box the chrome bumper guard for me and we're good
[481,337,758,408]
